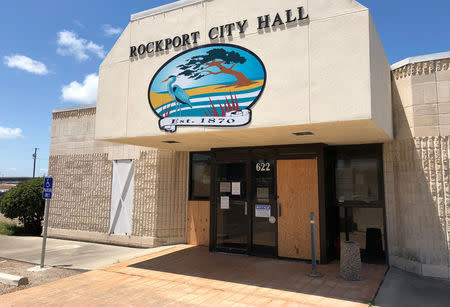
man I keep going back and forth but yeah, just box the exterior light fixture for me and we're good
[292,132,314,136]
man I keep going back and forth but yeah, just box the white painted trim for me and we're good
[391,51,450,70]
[52,104,96,114]
[131,0,206,21]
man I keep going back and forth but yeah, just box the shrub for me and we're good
[0,221,20,236]
[0,178,45,235]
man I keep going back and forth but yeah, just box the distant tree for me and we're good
[0,178,45,234]
[177,48,255,87]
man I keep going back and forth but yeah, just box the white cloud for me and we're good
[3,55,49,75]
[0,126,24,139]
[39,169,48,173]
[102,24,122,36]
[9,168,17,171]
[57,30,105,61]
[61,73,98,104]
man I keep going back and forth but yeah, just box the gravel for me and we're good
[0,258,85,295]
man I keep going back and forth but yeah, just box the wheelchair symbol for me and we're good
[44,178,52,189]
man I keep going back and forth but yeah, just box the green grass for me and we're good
[0,221,20,236]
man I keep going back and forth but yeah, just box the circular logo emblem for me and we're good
[148,44,266,132]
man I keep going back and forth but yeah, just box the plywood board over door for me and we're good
[187,201,210,246]
[277,159,320,260]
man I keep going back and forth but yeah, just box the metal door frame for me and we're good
[213,160,252,255]
[250,158,278,257]
[209,144,327,263]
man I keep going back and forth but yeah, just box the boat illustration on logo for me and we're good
[148,43,267,132]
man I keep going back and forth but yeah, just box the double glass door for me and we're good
[215,160,277,256]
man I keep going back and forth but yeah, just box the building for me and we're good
[0,185,15,195]
[0,178,31,196]
[0,177,32,185]
[47,0,450,279]
[0,184,15,194]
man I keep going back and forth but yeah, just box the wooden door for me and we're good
[277,159,320,260]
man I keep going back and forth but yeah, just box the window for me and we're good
[334,145,383,206]
[339,207,386,259]
[336,158,379,203]
[190,153,211,200]
[327,145,385,263]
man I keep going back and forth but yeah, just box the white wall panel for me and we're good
[110,160,135,235]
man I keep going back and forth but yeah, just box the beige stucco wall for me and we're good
[385,57,450,279]
[96,0,392,150]
[369,14,393,137]
[48,107,189,247]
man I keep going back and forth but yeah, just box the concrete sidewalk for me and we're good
[0,235,176,270]
[375,267,450,307]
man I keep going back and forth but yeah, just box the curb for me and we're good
[0,272,29,286]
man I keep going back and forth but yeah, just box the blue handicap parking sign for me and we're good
[42,177,53,199]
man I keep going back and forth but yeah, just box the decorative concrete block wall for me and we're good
[48,153,112,233]
[392,57,450,137]
[47,106,188,247]
[384,137,449,279]
[133,150,189,245]
[387,56,450,279]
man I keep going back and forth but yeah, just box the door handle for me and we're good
[244,202,248,215]
[278,203,281,217]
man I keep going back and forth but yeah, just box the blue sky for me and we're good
[0,0,449,177]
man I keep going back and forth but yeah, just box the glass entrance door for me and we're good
[252,160,277,256]
[216,163,249,252]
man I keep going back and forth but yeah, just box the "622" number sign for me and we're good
[256,162,271,172]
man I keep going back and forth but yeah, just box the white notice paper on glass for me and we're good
[231,182,240,195]
[220,196,230,209]
[220,182,230,193]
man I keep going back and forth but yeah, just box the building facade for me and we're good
[47,0,450,279]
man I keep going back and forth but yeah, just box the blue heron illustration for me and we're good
[162,75,193,116]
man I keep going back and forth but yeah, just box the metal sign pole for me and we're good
[39,176,53,269]
[40,198,50,268]
[308,212,322,277]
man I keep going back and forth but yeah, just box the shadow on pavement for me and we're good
[130,245,387,304]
